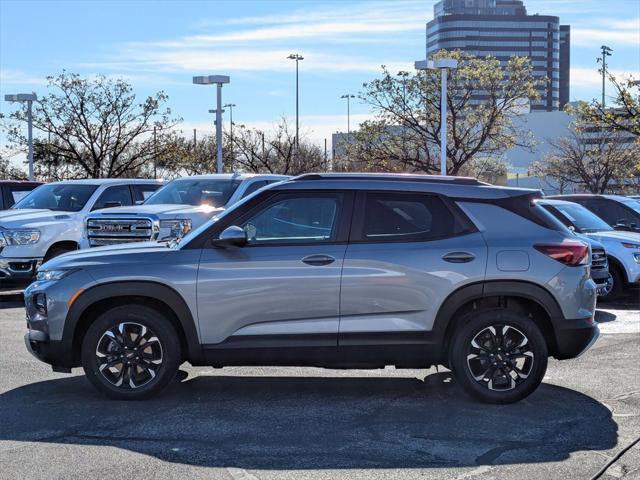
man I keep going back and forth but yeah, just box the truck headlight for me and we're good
[2,230,40,245]
[159,219,192,239]
[622,242,640,250]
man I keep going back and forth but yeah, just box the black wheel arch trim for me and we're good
[65,281,203,364]
[433,279,567,356]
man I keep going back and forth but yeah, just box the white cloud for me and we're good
[81,49,413,75]
[0,69,47,87]
[77,1,428,75]
[570,67,639,88]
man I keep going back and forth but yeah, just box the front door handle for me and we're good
[302,254,336,266]
[442,252,475,263]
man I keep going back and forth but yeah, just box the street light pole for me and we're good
[287,54,304,155]
[414,59,458,176]
[193,75,230,174]
[5,93,37,180]
[223,103,236,170]
[397,71,410,160]
[340,94,355,142]
[597,45,612,108]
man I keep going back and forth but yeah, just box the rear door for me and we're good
[339,191,487,346]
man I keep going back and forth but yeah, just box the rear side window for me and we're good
[241,180,268,199]
[132,184,162,203]
[92,185,133,210]
[358,192,469,242]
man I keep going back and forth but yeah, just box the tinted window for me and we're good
[13,184,98,212]
[145,179,242,207]
[92,185,133,210]
[4,185,36,208]
[132,184,162,203]
[241,194,342,244]
[360,193,467,241]
[543,203,612,233]
[241,180,268,198]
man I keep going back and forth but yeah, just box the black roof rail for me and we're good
[293,173,487,186]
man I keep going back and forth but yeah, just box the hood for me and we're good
[584,230,640,244]
[41,241,172,270]
[575,233,604,249]
[0,209,75,229]
[90,203,224,218]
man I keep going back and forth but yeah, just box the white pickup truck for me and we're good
[81,173,288,248]
[0,178,163,285]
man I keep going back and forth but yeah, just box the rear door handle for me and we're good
[302,254,336,266]
[442,252,475,263]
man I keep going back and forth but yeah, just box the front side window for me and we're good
[12,184,98,212]
[92,185,133,210]
[241,194,342,244]
[132,184,162,203]
[360,192,467,242]
[145,179,242,207]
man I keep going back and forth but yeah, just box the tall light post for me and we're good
[287,53,304,154]
[193,75,230,173]
[5,93,37,180]
[597,45,613,108]
[340,94,355,141]
[414,59,458,176]
[224,103,236,170]
[397,71,410,160]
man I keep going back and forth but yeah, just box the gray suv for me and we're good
[24,174,598,404]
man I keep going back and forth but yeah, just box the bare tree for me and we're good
[231,118,328,175]
[5,72,181,179]
[341,50,542,174]
[532,118,639,193]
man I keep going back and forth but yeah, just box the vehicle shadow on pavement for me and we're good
[0,371,617,469]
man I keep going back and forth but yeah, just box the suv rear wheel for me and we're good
[448,309,548,404]
[81,305,181,400]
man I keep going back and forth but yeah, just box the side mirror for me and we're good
[211,225,247,248]
[103,201,122,208]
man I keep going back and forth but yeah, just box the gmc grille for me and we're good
[87,218,155,247]
[591,248,608,270]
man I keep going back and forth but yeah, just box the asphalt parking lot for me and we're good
[0,292,638,480]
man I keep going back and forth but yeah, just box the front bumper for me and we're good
[24,330,74,372]
[553,317,600,360]
[0,256,41,284]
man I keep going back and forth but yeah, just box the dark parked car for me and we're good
[549,195,640,233]
[0,180,43,210]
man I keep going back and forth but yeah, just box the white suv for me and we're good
[81,174,288,248]
[0,179,163,285]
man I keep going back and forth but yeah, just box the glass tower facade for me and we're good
[427,0,570,111]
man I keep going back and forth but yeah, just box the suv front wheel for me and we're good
[81,305,181,400]
[448,309,548,404]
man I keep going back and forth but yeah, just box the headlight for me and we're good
[36,269,76,281]
[159,219,192,239]
[622,242,640,249]
[2,230,40,245]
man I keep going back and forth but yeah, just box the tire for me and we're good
[448,309,548,404]
[43,245,76,262]
[599,263,624,302]
[81,305,181,400]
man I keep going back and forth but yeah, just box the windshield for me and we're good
[12,184,98,212]
[145,178,242,207]
[545,203,613,233]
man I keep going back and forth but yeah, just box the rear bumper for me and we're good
[553,318,600,360]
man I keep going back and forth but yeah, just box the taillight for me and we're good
[534,240,589,266]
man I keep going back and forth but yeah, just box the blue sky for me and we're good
[1,0,639,160]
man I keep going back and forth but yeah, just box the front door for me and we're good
[196,191,353,346]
